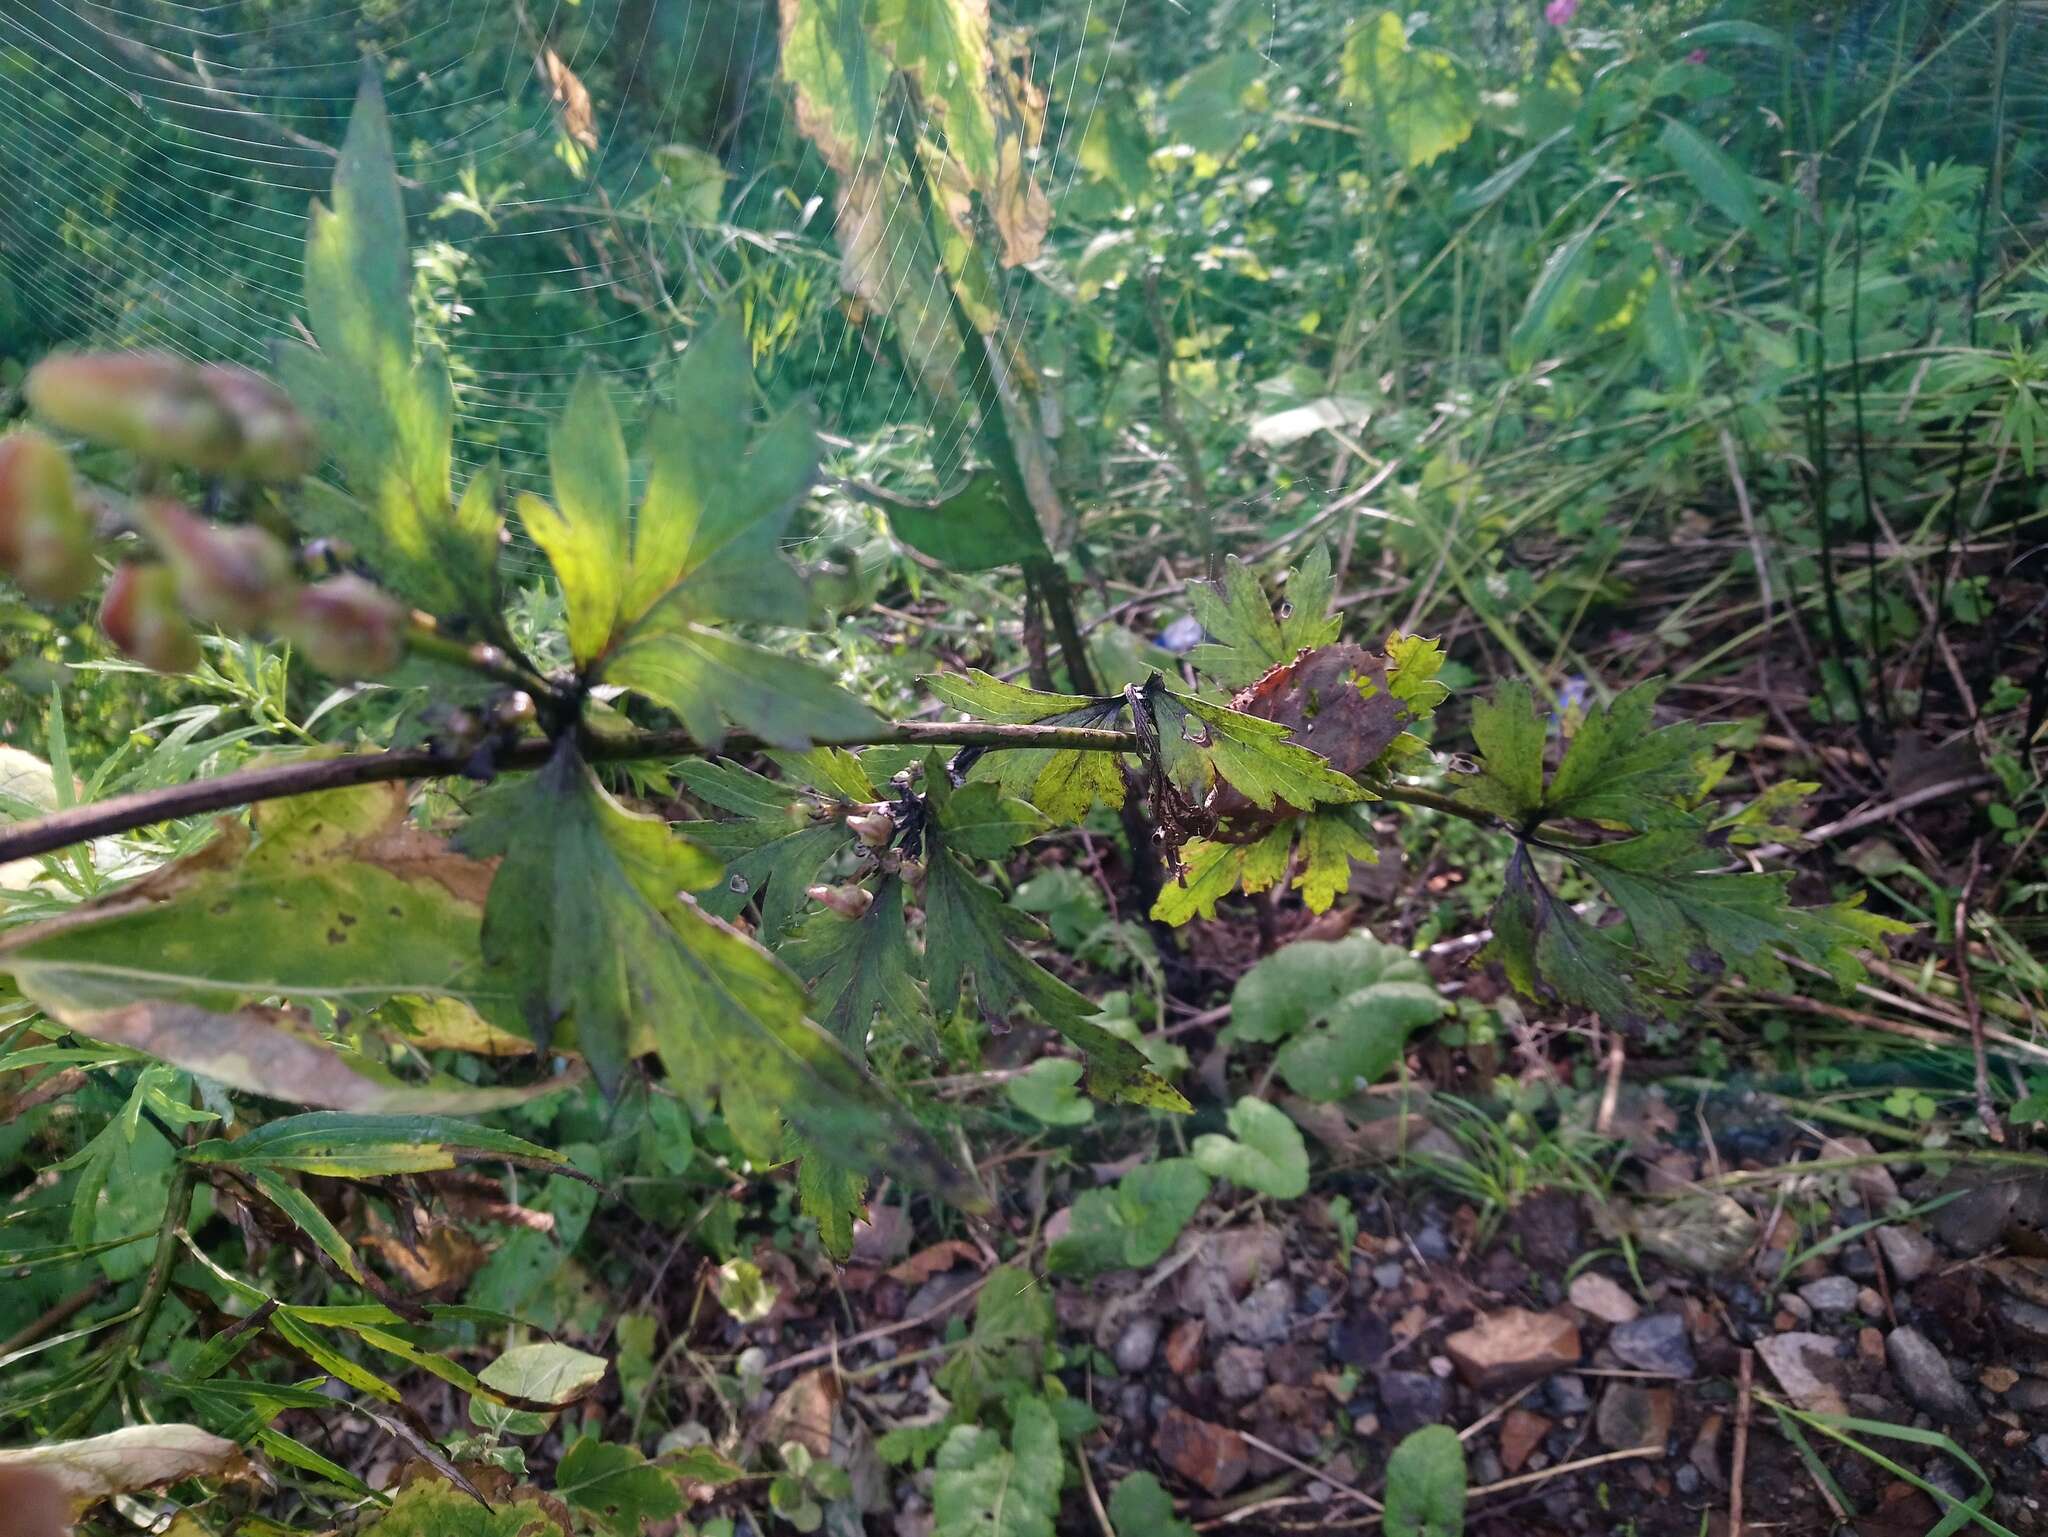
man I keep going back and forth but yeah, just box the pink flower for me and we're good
[1545,0,1578,24]
[1687,48,1709,64]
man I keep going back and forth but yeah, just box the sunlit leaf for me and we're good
[1193,1096,1309,1198]
[1339,13,1476,170]
[276,70,499,631]
[1047,1157,1209,1276]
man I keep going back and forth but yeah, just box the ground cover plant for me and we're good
[2,1,2046,1533]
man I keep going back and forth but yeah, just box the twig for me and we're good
[1730,1348,1754,1537]
[763,1268,995,1378]
[1955,841,2002,1142]
[1144,267,1218,582]
[0,1278,108,1358]
[55,1157,198,1435]
[0,721,1513,868]
[1744,772,1996,862]
[1074,1443,1118,1537]
[1235,1428,1383,1513]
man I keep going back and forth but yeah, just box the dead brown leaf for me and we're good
[0,1425,248,1514]
[886,1240,982,1286]
[537,47,598,150]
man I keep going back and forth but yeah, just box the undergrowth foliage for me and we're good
[0,2,1973,1530]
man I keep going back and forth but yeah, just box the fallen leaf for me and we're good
[886,1239,982,1285]
[0,1425,246,1513]
[537,46,598,150]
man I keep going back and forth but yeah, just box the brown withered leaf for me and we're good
[0,1426,250,1514]
[537,46,598,150]
[1209,642,1404,838]
[886,1239,983,1285]
[72,1001,583,1115]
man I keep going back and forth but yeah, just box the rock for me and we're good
[1886,1327,1979,1423]
[1117,1382,1149,1431]
[1444,1308,1581,1389]
[1373,1262,1405,1291]
[1568,1272,1640,1325]
[1376,1369,1448,1435]
[1755,1333,1851,1416]
[2011,1378,2048,1413]
[1509,1189,1585,1271]
[1153,1406,1250,1496]
[1596,1384,1674,1451]
[1930,1174,2048,1256]
[1215,1345,1267,1402]
[1545,1373,1591,1416]
[1798,1276,1861,1315]
[1857,1327,1887,1366]
[1630,1193,1759,1275]
[1164,1318,1205,1377]
[1415,1222,1452,1263]
[1327,1308,1386,1368]
[1608,1313,1696,1378]
[1778,1293,1812,1323]
[1876,1225,1938,1284]
[1675,1464,1701,1495]
[1981,1365,2019,1393]
[1499,1409,1551,1474]
[1227,1278,1297,1344]
[2033,1436,2048,1469]
[1839,1243,1878,1282]
[1820,1136,1900,1210]
[1996,1294,2048,1344]
[1114,1316,1160,1374]
[1857,1287,1884,1316]
[1690,1412,1726,1490]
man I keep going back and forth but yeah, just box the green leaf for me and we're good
[1227,934,1447,1100]
[185,1112,575,1180]
[1004,1058,1094,1126]
[1145,684,1363,817]
[791,1131,869,1262]
[923,671,1130,821]
[1193,1096,1309,1198]
[1161,52,1268,164]
[277,69,499,631]
[782,875,934,1053]
[1149,827,1293,924]
[604,618,879,751]
[477,1342,608,1408]
[1485,844,1636,1024]
[887,472,1052,572]
[461,746,970,1202]
[1293,807,1380,914]
[1339,13,1476,170]
[933,1395,1062,1537]
[933,1266,1052,1416]
[673,759,850,937]
[1047,1158,1210,1277]
[520,370,629,665]
[0,779,514,1039]
[1450,129,1568,215]
[623,316,817,629]
[555,1438,686,1537]
[1108,1472,1195,1537]
[1545,682,1711,829]
[1659,117,1760,232]
[922,763,1186,1114]
[1457,679,1549,822]
[1671,20,1795,54]
[356,1473,570,1536]
[1384,1425,1467,1537]
[1508,221,1600,370]
[1185,549,1342,687]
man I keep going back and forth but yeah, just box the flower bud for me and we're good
[100,563,201,672]
[135,498,295,630]
[198,365,316,481]
[492,691,537,730]
[0,429,95,602]
[26,353,241,472]
[806,882,874,920]
[274,575,407,679]
[845,811,896,849]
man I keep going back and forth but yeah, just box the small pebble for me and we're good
[1876,1225,1939,1284]
[1546,1373,1591,1416]
[1114,1316,1160,1374]
[1676,1464,1701,1495]
[1416,1223,1452,1262]
[1778,1293,1813,1323]
[1373,1262,1406,1290]
[1798,1275,1861,1315]
[1856,1287,1885,1316]
[1428,1354,1454,1379]
[2033,1436,2048,1469]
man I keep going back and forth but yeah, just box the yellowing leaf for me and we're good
[1339,13,1476,170]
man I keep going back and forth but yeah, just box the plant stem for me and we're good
[0,714,1513,869]
[56,1157,199,1436]
[403,618,553,697]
